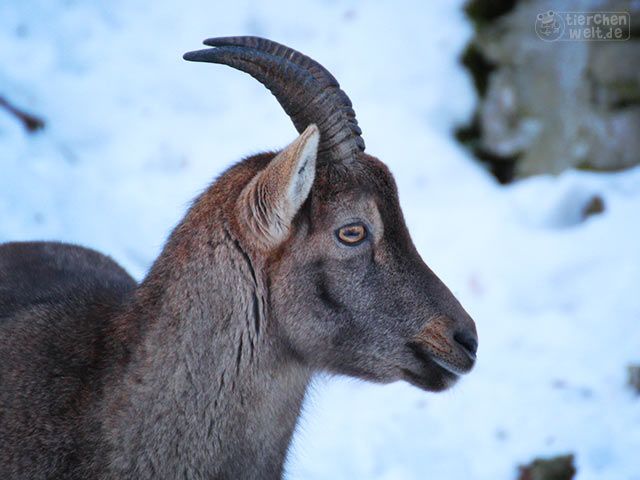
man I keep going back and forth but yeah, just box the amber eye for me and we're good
[336,223,368,246]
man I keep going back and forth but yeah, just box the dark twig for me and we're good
[0,96,45,132]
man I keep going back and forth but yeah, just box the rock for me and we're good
[581,194,605,219]
[517,454,577,480]
[628,364,640,394]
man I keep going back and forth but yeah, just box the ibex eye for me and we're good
[336,223,367,246]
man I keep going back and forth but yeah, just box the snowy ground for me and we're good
[1,1,639,478]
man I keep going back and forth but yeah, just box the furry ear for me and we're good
[237,124,319,250]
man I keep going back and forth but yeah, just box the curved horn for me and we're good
[202,36,340,90]
[183,36,365,163]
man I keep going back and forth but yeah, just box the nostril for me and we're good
[453,330,478,356]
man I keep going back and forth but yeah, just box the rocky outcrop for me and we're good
[458,0,640,182]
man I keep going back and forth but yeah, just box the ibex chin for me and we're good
[0,36,477,479]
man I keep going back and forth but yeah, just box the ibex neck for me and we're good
[102,227,311,479]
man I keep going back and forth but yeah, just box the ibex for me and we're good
[0,36,478,479]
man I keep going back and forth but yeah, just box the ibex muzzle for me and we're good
[0,36,478,478]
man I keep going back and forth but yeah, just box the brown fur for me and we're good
[0,75,477,480]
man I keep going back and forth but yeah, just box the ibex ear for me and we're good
[237,124,319,250]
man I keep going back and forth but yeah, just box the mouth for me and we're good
[401,341,475,392]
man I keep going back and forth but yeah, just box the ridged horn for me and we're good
[183,36,365,163]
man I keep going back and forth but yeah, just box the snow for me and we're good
[1,0,639,478]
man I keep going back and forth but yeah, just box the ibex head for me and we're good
[184,37,477,392]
